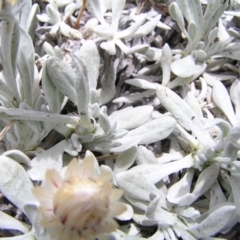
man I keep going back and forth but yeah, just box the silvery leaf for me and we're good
[101,0,111,14]
[191,163,220,202]
[0,156,36,214]
[228,161,240,173]
[0,107,80,125]
[116,170,159,201]
[94,25,113,38]
[113,146,137,174]
[136,146,157,165]
[171,55,195,78]
[190,203,236,238]
[86,0,108,25]
[186,92,203,119]
[59,22,82,39]
[43,41,54,56]
[64,134,82,156]
[46,57,77,104]
[188,21,196,41]
[13,0,31,29]
[100,55,118,104]
[127,153,194,184]
[110,138,140,153]
[161,44,172,86]
[124,195,148,211]
[87,140,121,152]
[227,173,240,216]
[23,203,43,238]
[0,79,18,107]
[72,56,93,130]
[137,47,162,62]
[50,23,60,36]
[133,214,158,227]
[114,39,149,55]
[125,79,156,90]
[46,3,60,24]
[2,150,30,165]
[212,80,237,126]
[131,15,161,38]
[78,133,95,143]
[225,42,240,52]
[176,0,203,40]
[54,46,64,59]
[167,62,207,89]
[203,0,228,37]
[204,72,236,86]
[146,193,177,225]
[109,106,153,130]
[205,27,218,50]
[192,49,207,61]
[203,118,231,139]
[157,21,171,30]
[112,129,128,140]
[209,181,227,209]
[156,151,184,164]
[63,2,76,21]
[112,90,155,104]
[156,85,213,148]
[169,2,185,33]
[37,13,52,24]
[230,79,240,120]
[177,206,200,219]
[218,18,230,42]
[111,0,125,32]
[167,168,195,205]
[0,11,19,95]
[172,226,197,240]
[100,40,116,55]
[170,136,181,152]
[117,115,176,145]
[27,140,67,181]
[89,104,99,123]
[42,60,65,113]
[99,106,111,134]
[76,40,100,90]
[115,14,147,39]
[90,89,101,106]
[0,210,30,233]
[26,4,40,40]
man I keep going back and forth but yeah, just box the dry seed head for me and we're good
[33,152,126,240]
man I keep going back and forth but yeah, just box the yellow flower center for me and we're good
[53,177,112,231]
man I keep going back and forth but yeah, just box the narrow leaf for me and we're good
[114,146,137,174]
[0,211,30,233]
[212,80,237,126]
[156,85,213,148]
[109,106,153,130]
[46,57,77,104]
[118,115,176,145]
[0,156,36,214]
[116,171,159,201]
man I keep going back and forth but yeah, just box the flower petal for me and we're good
[108,202,127,217]
[45,169,63,193]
